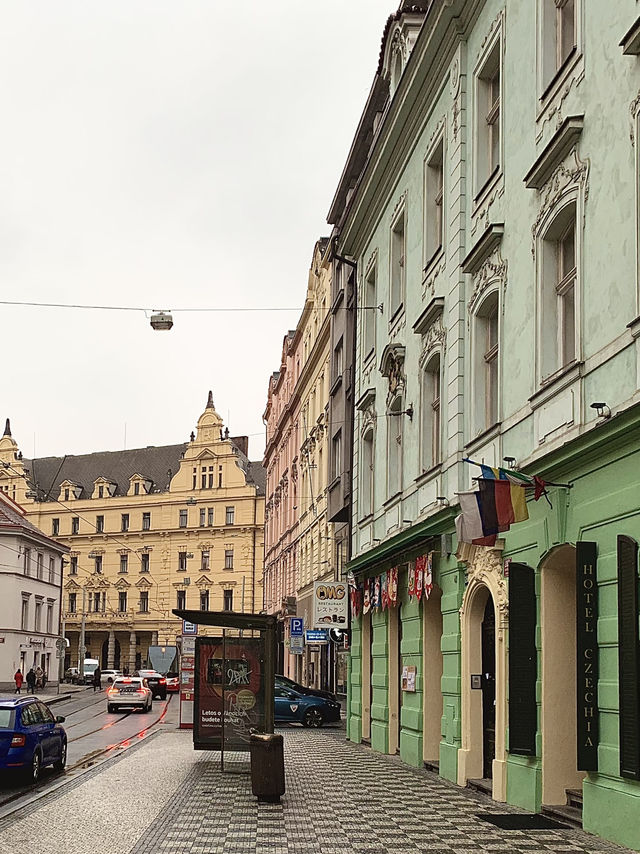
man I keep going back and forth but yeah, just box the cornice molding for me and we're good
[524,115,584,189]
[461,224,504,275]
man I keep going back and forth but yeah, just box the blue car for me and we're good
[275,686,340,727]
[0,697,67,784]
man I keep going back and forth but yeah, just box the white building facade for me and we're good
[0,485,67,690]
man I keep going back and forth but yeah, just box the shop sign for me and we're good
[576,541,599,771]
[182,620,198,635]
[312,580,347,628]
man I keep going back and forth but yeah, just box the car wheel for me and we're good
[107,704,115,713]
[53,741,67,772]
[24,750,41,784]
[302,708,324,728]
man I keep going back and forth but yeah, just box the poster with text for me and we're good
[194,636,265,750]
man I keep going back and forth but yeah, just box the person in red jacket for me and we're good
[14,668,23,694]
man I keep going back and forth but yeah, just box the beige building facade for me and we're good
[0,394,265,673]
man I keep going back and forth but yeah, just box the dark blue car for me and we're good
[0,697,67,783]
[275,686,340,727]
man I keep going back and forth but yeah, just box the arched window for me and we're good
[387,396,403,497]
[540,201,577,379]
[421,354,441,471]
[360,428,375,517]
[472,290,499,435]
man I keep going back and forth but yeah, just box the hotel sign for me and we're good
[576,541,599,771]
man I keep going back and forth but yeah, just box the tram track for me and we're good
[0,695,173,816]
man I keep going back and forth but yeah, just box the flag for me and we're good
[455,480,528,545]
[424,552,433,600]
[363,579,371,614]
[388,567,398,606]
[381,571,388,610]
[415,556,426,602]
[373,576,381,609]
[464,458,547,501]
[407,562,416,598]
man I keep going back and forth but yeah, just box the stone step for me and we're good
[541,803,583,829]
[565,787,583,809]
[467,777,492,796]
[423,760,439,774]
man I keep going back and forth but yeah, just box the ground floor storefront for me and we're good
[346,410,640,851]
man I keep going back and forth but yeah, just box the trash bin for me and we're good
[250,733,285,802]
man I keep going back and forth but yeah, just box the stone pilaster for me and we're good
[107,629,115,669]
[129,631,137,673]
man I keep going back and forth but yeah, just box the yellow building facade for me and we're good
[0,394,265,672]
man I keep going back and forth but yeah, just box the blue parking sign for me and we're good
[290,617,304,637]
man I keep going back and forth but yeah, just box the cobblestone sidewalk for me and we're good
[133,728,630,854]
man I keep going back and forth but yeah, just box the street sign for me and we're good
[290,636,304,654]
[304,629,329,644]
[56,637,66,653]
[290,617,304,637]
[182,620,198,635]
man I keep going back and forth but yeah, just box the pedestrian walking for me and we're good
[13,669,23,694]
[26,667,36,693]
[92,666,101,691]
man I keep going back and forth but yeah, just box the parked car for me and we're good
[64,667,79,684]
[275,674,337,702]
[274,686,340,727]
[106,677,152,713]
[100,669,122,685]
[165,672,179,693]
[0,697,67,783]
[134,670,167,700]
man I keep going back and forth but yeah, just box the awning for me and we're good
[346,508,457,576]
[172,609,277,632]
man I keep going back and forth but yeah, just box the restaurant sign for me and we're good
[312,581,348,629]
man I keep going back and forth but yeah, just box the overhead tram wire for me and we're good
[0,299,381,315]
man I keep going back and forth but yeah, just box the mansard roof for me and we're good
[24,441,265,501]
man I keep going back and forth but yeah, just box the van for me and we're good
[82,658,100,684]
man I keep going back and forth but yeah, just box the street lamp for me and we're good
[150,311,173,331]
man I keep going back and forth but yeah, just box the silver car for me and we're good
[106,677,152,713]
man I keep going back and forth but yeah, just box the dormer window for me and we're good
[92,477,116,500]
[128,474,152,497]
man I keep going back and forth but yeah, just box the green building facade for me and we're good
[330,1,640,850]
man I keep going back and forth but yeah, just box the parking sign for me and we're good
[182,620,198,635]
[290,617,303,637]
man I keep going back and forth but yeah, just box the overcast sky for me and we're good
[0,1,394,462]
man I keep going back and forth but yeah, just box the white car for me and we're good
[106,677,152,713]
[101,669,122,685]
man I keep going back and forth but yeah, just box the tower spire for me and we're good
[206,390,214,409]
[3,418,10,437]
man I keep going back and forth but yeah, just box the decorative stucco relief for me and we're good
[471,178,505,237]
[531,147,590,257]
[630,89,640,146]
[422,255,446,300]
[418,316,446,367]
[475,9,504,68]
[468,249,508,321]
[536,66,585,141]
[458,544,508,637]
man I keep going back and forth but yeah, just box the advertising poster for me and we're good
[312,580,348,628]
[194,636,266,750]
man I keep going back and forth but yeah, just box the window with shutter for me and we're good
[617,535,640,780]
[508,562,537,756]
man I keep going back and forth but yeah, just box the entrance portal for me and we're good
[482,597,496,779]
[541,544,585,805]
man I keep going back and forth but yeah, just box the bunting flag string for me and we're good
[381,571,389,610]
[388,567,398,606]
[408,561,416,599]
[363,578,371,614]
[415,555,426,602]
[424,552,433,601]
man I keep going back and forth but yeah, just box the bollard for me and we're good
[250,733,285,802]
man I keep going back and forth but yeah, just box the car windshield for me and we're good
[0,709,14,728]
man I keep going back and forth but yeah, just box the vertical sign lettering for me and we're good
[576,541,599,771]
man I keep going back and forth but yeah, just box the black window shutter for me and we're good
[508,562,537,756]
[617,535,640,780]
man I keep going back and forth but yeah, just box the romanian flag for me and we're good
[464,458,547,501]
[455,480,529,545]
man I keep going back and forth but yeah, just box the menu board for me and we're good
[194,635,266,750]
[179,636,196,729]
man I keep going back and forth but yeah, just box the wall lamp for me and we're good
[436,496,449,506]
[590,401,611,420]
[186,497,197,505]
[389,403,414,420]
[503,456,517,468]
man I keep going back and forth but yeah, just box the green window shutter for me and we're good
[508,562,537,756]
[617,535,640,780]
